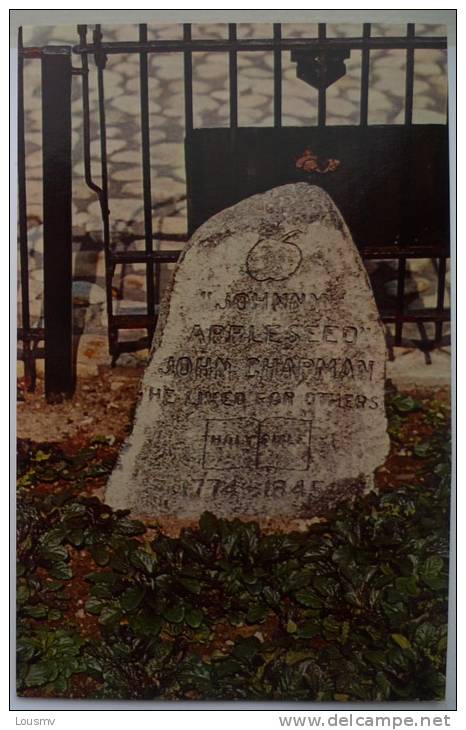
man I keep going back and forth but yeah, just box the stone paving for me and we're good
[18,22,450,376]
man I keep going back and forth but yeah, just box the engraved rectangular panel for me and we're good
[203,418,259,470]
[257,417,311,470]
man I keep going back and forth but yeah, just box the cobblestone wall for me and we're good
[19,22,449,353]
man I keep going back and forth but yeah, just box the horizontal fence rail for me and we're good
[68,36,448,55]
[17,22,450,396]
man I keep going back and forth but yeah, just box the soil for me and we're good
[17,366,144,443]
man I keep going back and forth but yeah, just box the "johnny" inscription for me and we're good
[211,290,323,312]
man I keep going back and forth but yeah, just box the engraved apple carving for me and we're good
[246,229,303,282]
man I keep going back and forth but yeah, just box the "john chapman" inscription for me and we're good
[159,355,376,382]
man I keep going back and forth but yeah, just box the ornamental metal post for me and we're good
[41,46,75,402]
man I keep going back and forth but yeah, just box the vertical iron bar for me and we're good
[183,24,194,234]
[416,321,432,364]
[398,23,415,346]
[18,28,35,391]
[405,23,415,125]
[183,24,194,132]
[94,26,115,360]
[41,46,74,401]
[79,25,118,357]
[78,25,101,197]
[139,23,156,331]
[360,23,371,126]
[317,23,326,127]
[273,23,282,127]
[435,256,447,342]
[228,24,239,215]
[228,24,238,128]
[395,256,407,345]
[18,29,29,334]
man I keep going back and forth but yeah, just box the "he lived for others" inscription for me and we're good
[106,184,389,518]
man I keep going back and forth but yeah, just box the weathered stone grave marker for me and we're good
[106,184,389,519]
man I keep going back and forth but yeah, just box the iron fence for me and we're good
[17,22,450,401]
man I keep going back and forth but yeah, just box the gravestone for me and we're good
[106,184,389,519]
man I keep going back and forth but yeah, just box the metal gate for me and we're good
[17,22,450,401]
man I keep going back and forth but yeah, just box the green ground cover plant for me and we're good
[16,392,451,701]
